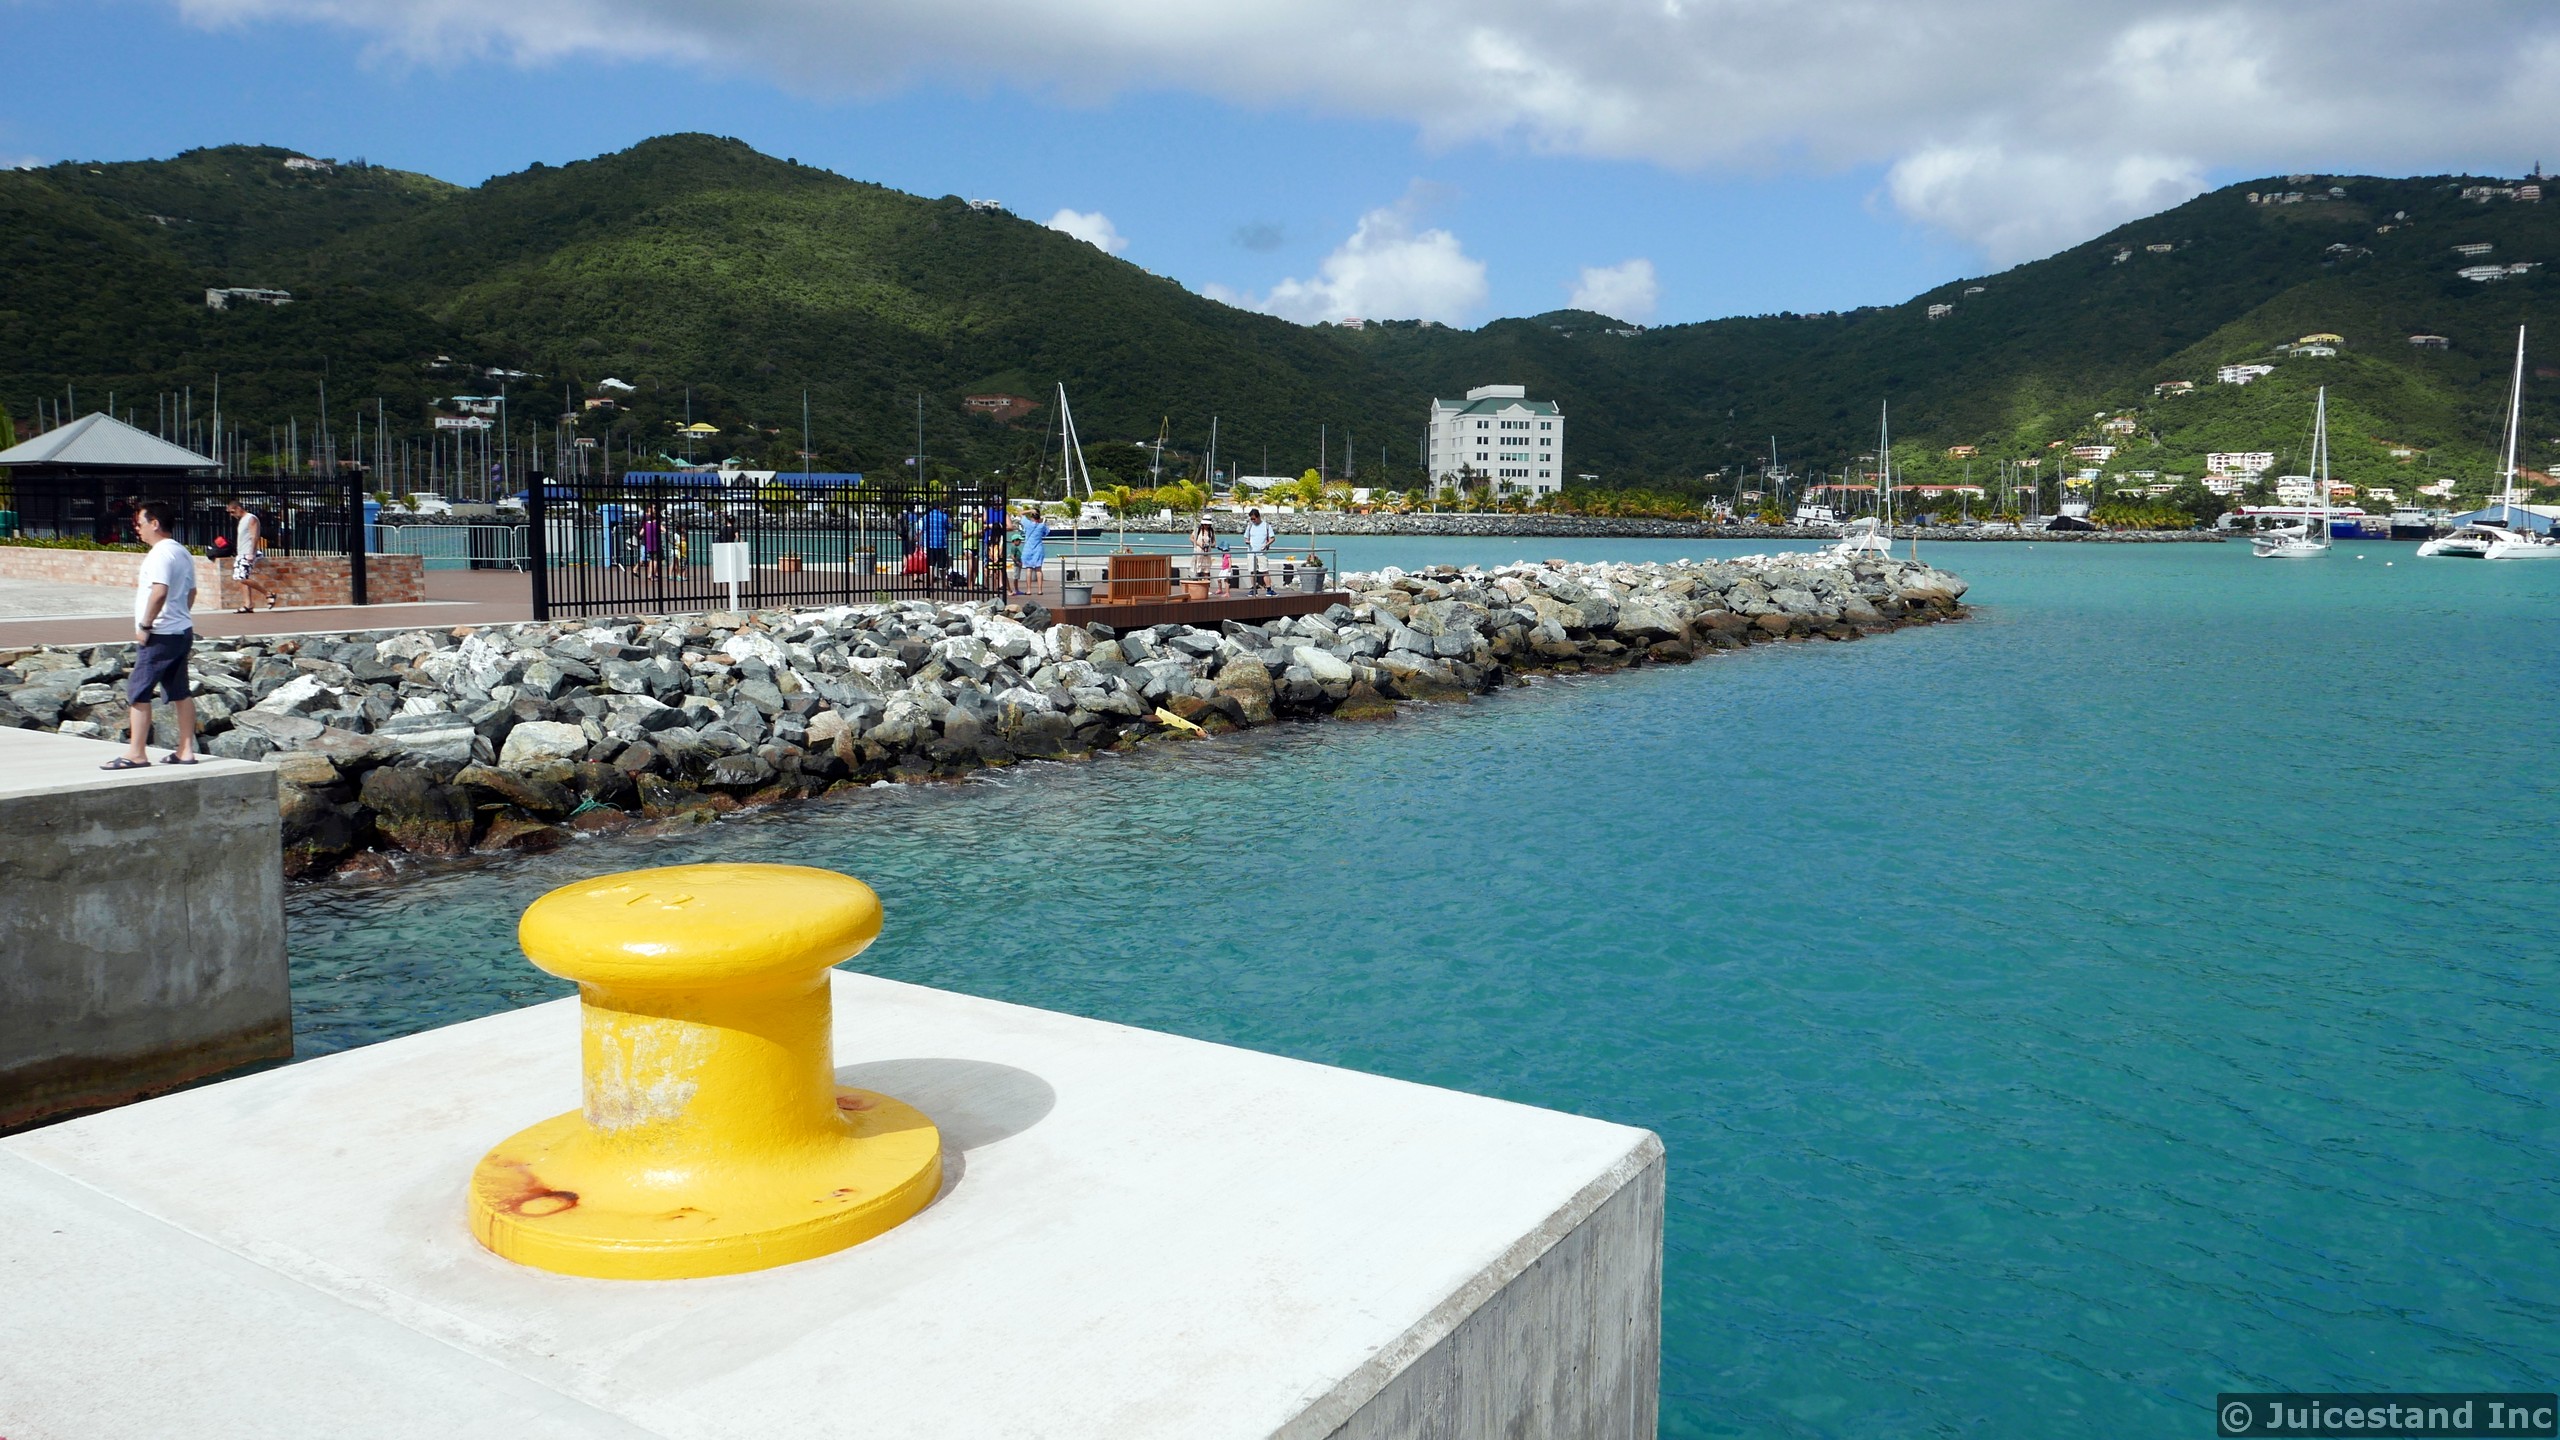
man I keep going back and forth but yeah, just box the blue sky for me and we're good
[5,1,2550,329]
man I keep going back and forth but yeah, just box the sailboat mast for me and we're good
[2500,325,2527,517]
[1878,401,1891,529]
[2315,386,2330,547]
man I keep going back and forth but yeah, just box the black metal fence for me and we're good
[526,472,1009,620]
[1,465,370,602]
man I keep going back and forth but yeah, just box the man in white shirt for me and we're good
[108,500,199,769]
[1242,508,1275,595]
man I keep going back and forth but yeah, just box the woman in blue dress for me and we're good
[1014,505,1049,596]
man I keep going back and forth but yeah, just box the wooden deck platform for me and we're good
[1042,589,1350,631]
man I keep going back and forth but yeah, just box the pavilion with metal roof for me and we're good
[0,412,221,473]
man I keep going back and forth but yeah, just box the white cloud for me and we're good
[1044,207,1126,254]
[177,1,2560,261]
[1567,258,1657,321]
[1208,200,1486,325]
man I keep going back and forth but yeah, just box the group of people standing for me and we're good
[623,496,1058,597]
[1187,507,1280,595]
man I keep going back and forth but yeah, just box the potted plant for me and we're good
[1298,554,1327,592]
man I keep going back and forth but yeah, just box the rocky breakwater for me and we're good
[0,553,1966,879]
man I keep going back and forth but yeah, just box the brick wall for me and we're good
[0,547,424,607]
[213,554,424,607]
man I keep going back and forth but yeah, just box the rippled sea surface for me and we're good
[290,537,2559,1437]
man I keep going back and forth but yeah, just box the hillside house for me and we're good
[2153,379,2196,396]
[2208,452,2277,478]
[2454,242,2495,257]
[2522,184,2544,202]
[964,198,1004,212]
[2364,488,2400,505]
[2274,476,2316,503]
[962,394,1038,423]
[451,396,498,416]
[1945,445,1978,459]
[2292,344,2339,358]
[1962,285,1985,295]
[2420,479,2457,498]
[203,287,291,310]
[2111,249,2132,263]
[1927,303,1955,319]
[2071,445,2117,463]
[2145,243,2173,253]
[582,397,618,412]
[2459,264,2515,282]
[2100,416,2138,435]
[2387,445,2418,459]
[2299,333,2343,345]
[2409,334,2450,349]
[597,377,637,393]
[2201,475,2248,498]
[282,156,333,173]
[2217,363,2276,385]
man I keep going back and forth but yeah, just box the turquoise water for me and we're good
[287,538,2560,1436]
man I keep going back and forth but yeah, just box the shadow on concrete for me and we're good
[833,1057,1056,1153]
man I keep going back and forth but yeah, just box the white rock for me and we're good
[722,631,787,668]
[250,674,339,716]
[499,720,588,769]
[1296,646,1354,684]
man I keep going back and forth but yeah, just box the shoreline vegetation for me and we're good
[0,553,1968,882]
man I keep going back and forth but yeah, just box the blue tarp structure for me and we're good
[2450,502,2558,534]
[617,471,871,490]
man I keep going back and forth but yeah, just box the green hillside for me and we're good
[0,137,2551,503]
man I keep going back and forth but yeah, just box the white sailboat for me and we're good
[2417,327,2560,560]
[1831,402,1897,556]
[2254,387,2334,559]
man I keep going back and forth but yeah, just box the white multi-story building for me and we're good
[1426,384,1564,498]
[2208,451,2277,478]
[2217,363,2276,385]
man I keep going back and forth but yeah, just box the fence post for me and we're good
[347,473,369,606]
[527,475,550,622]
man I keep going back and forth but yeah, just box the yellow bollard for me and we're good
[468,863,942,1280]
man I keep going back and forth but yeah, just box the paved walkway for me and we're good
[0,570,538,648]
[0,578,133,620]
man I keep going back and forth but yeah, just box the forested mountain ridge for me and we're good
[0,136,2550,496]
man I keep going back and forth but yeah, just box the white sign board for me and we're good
[710,543,753,584]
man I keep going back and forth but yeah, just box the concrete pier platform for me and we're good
[0,972,1663,1439]
[0,728,290,1129]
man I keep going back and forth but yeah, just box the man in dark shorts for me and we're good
[107,500,199,768]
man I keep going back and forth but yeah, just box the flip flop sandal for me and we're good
[159,755,200,766]
[100,757,151,770]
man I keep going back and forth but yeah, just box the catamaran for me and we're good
[2254,387,2335,559]
[2417,327,2560,560]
